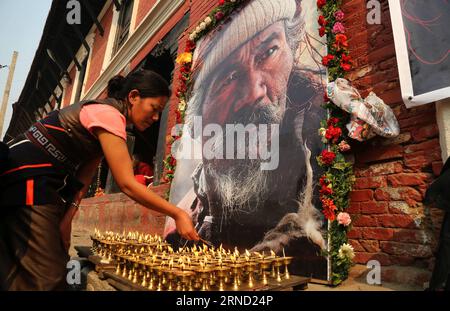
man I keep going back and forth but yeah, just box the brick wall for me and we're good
[135,0,158,29]
[343,0,444,284]
[62,66,77,108]
[74,184,169,234]
[74,0,445,286]
[84,4,114,92]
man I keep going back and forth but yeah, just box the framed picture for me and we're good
[165,0,330,281]
[389,0,450,108]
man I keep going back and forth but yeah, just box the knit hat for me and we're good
[191,0,298,92]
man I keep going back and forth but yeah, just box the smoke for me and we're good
[250,142,326,253]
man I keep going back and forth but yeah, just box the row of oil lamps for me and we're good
[91,229,293,291]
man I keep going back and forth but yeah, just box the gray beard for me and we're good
[202,97,287,223]
[203,159,269,222]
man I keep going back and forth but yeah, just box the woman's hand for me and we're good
[174,209,199,241]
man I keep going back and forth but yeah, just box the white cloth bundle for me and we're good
[327,78,400,141]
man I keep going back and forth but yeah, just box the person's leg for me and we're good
[0,203,70,291]
[429,212,450,290]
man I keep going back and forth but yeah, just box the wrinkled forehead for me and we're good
[205,22,289,92]
[190,0,298,91]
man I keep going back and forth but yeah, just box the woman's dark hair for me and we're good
[107,69,171,100]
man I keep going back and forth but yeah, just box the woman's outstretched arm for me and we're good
[95,128,199,241]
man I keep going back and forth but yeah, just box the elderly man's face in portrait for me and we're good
[202,21,294,127]
[198,21,297,218]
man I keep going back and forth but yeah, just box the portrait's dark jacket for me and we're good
[425,157,450,290]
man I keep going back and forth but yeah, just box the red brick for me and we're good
[428,148,443,163]
[392,229,430,244]
[398,187,423,203]
[432,161,444,176]
[381,266,431,285]
[362,228,394,240]
[356,145,403,163]
[388,201,412,214]
[348,227,364,239]
[349,239,365,252]
[411,124,439,142]
[360,240,380,253]
[355,161,403,177]
[354,252,392,265]
[353,215,378,227]
[398,112,437,130]
[404,139,440,154]
[374,188,390,201]
[395,102,435,120]
[387,173,430,187]
[350,190,374,202]
[354,176,387,189]
[380,241,432,258]
[380,133,412,146]
[404,151,431,170]
[378,58,397,71]
[367,43,396,63]
[376,214,418,229]
[85,6,114,91]
[379,88,402,105]
[417,184,429,199]
[135,0,158,28]
[391,256,416,266]
[360,201,388,214]
[347,202,361,214]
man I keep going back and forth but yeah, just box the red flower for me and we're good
[341,62,352,71]
[327,117,339,126]
[322,54,335,66]
[318,15,327,26]
[334,34,348,50]
[185,40,196,51]
[170,157,177,167]
[325,125,342,143]
[219,0,225,5]
[179,73,187,82]
[180,66,190,74]
[320,185,333,196]
[177,83,187,94]
[215,11,224,20]
[317,0,327,9]
[341,54,352,63]
[321,198,337,221]
[324,92,330,103]
[319,26,326,37]
[319,175,329,187]
[320,150,336,166]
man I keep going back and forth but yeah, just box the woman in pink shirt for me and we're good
[0,70,199,290]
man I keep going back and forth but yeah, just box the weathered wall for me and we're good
[343,0,444,285]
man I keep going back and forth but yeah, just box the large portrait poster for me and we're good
[165,0,329,280]
[390,0,450,107]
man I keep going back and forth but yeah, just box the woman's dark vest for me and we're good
[26,98,127,175]
[0,98,127,206]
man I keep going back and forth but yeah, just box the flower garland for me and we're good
[163,0,355,286]
[316,0,356,286]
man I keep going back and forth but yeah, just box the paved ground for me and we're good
[305,265,423,291]
[70,227,423,291]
